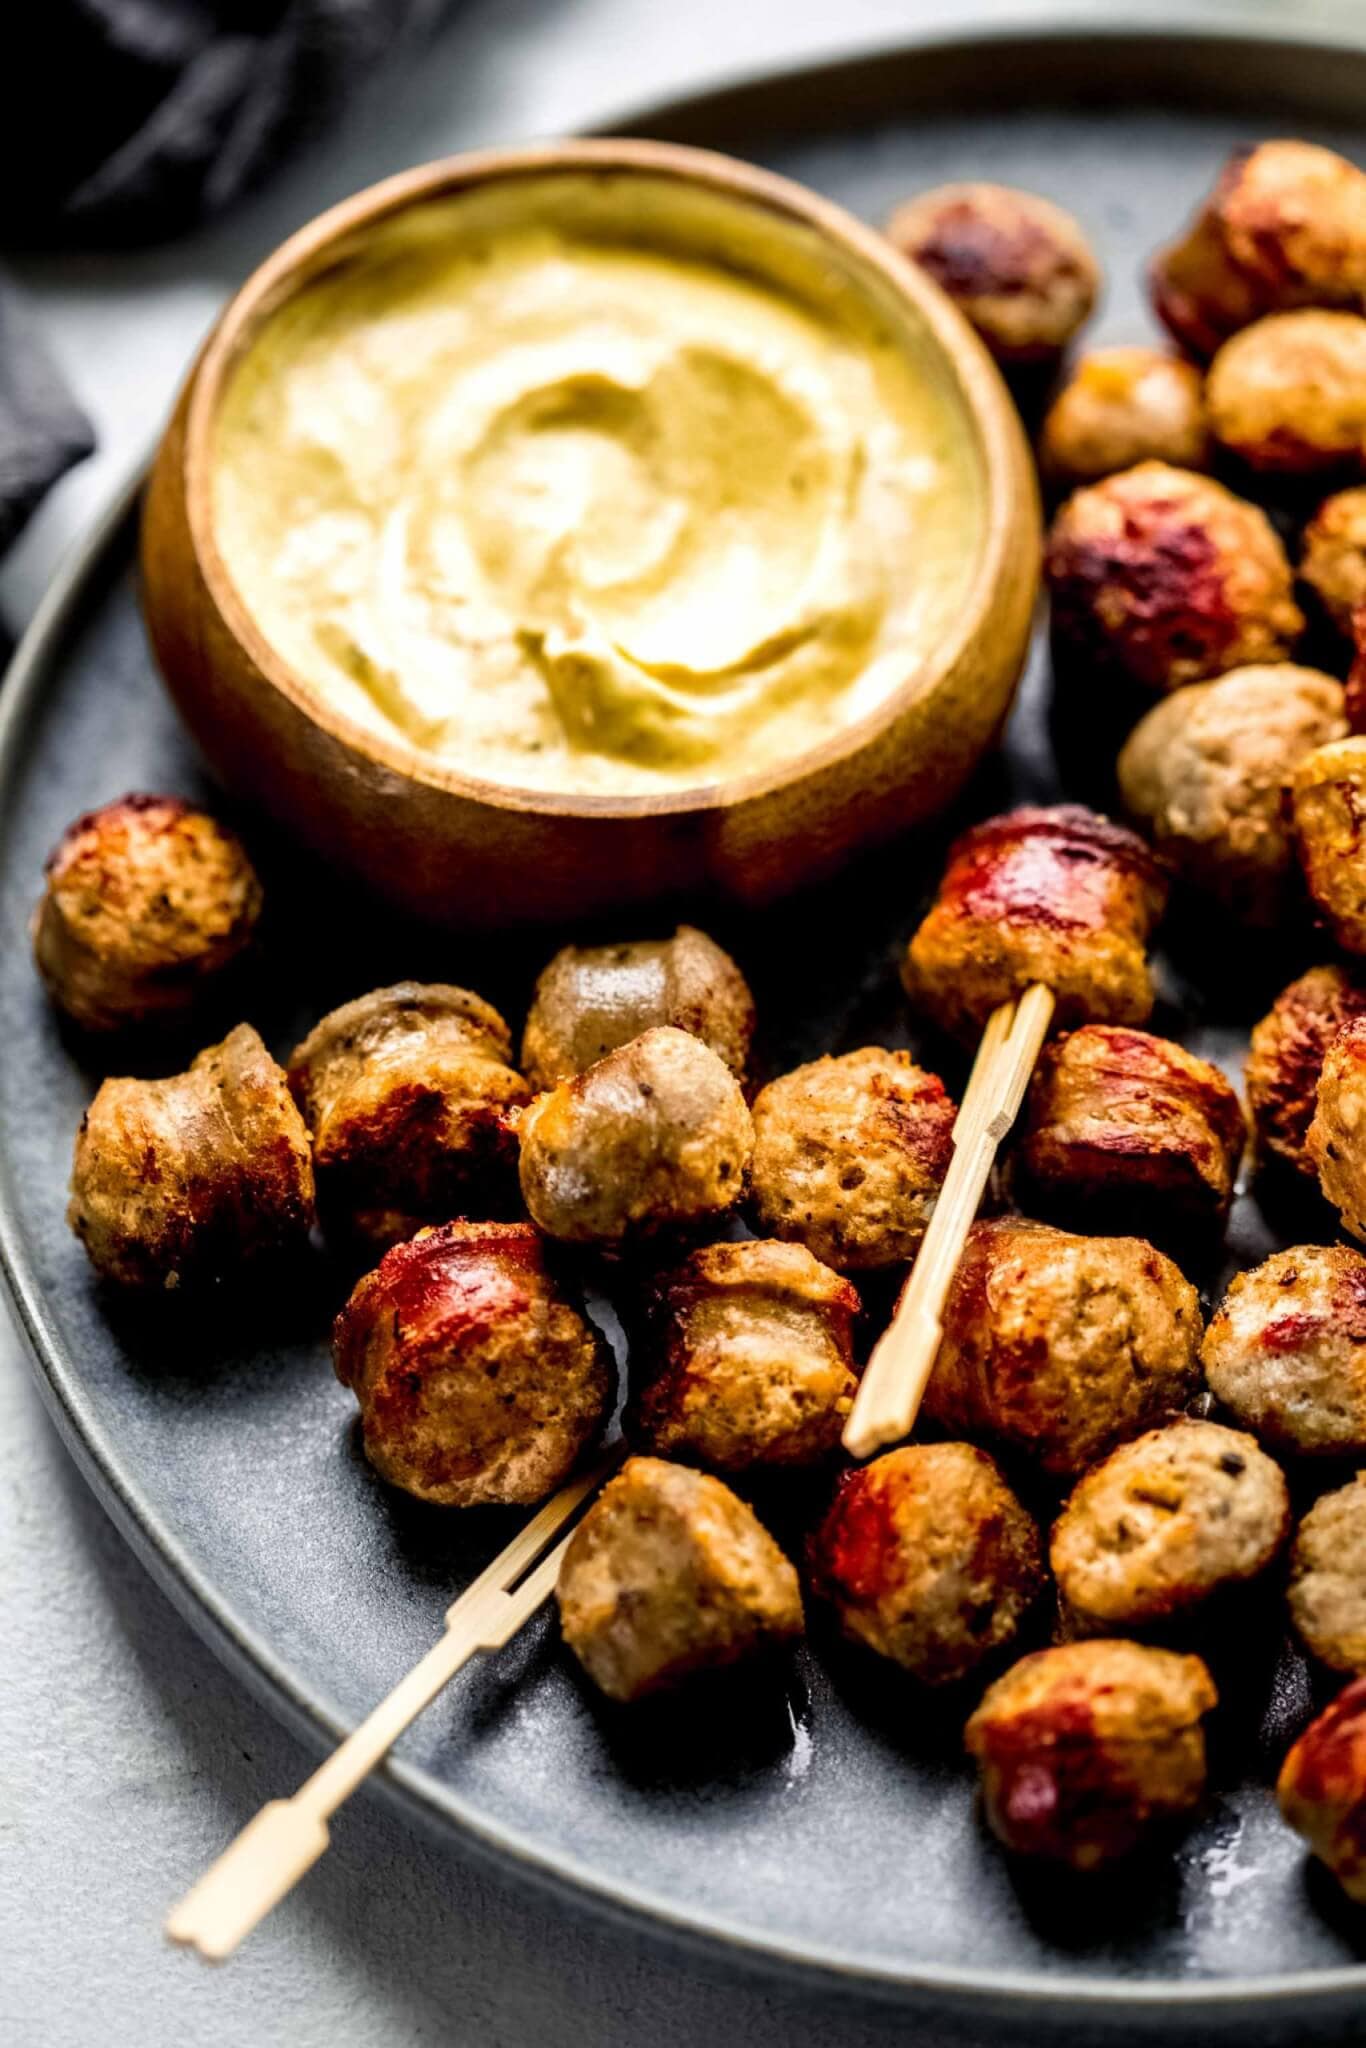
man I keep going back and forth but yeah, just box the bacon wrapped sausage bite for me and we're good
[1289,738,1366,956]
[1208,311,1366,475]
[68,1023,313,1292]
[902,805,1167,1042]
[922,1218,1202,1478]
[1151,141,1366,359]
[629,1241,860,1473]
[33,794,262,1035]
[518,1026,752,1248]
[521,926,754,1091]
[555,1456,803,1702]
[1308,1017,1366,1241]
[746,1048,955,1272]
[1247,965,1366,1175]
[885,181,1098,366]
[332,1221,610,1507]
[808,1443,1044,1686]
[1038,347,1209,490]
[287,983,530,1252]
[1202,1245,1366,1458]
[1289,1475,1366,1676]
[1117,666,1346,927]
[966,1641,1217,1870]
[1016,1026,1245,1241]
[1278,1676,1366,1905]
[1045,463,1303,697]
[1050,1420,1289,1637]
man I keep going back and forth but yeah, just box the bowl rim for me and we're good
[180,135,1032,823]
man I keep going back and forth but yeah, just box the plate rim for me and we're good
[8,10,1366,2013]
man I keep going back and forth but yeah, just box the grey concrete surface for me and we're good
[0,4,1354,2044]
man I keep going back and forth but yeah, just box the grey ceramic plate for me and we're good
[8,18,1366,2040]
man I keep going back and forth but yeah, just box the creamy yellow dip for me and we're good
[212,176,984,795]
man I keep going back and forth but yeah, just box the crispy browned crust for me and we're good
[922,1217,1203,1478]
[1278,1675,1366,1903]
[629,1239,860,1472]
[1017,1024,1246,1234]
[1308,1015,1366,1240]
[1302,488,1366,635]
[518,1026,753,1247]
[1044,462,1303,695]
[287,982,530,1252]
[966,1640,1217,1868]
[1246,965,1366,1175]
[1049,1419,1289,1634]
[555,1455,803,1702]
[1208,311,1366,474]
[332,1220,610,1507]
[1289,1476,1366,1675]
[886,181,1098,363]
[68,1022,314,1292]
[1290,737,1366,957]
[1038,348,1209,490]
[903,804,1168,1041]
[521,926,754,1091]
[747,1047,955,1270]
[1151,142,1366,357]
[807,1442,1044,1685]
[1202,1244,1366,1456]
[33,794,262,1034]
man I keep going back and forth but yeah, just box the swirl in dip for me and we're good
[211,172,985,796]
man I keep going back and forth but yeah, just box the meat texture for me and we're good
[1245,964,1366,1175]
[1202,1244,1366,1457]
[521,926,754,1090]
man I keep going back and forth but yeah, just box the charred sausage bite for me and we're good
[1246,965,1366,1176]
[1279,1676,1366,1904]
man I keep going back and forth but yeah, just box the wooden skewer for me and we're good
[842,982,1056,1459]
[166,1445,622,1962]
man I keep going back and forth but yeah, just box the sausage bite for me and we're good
[1038,347,1209,490]
[1289,738,1366,956]
[629,1240,860,1472]
[966,1640,1217,1869]
[1309,1016,1366,1241]
[1202,1245,1366,1458]
[746,1048,955,1272]
[902,805,1168,1042]
[1050,1419,1289,1636]
[521,926,754,1091]
[333,1221,610,1507]
[1301,487,1366,637]
[555,1455,803,1702]
[1015,1026,1245,1241]
[886,181,1098,365]
[1278,1676,1366,1905]
[518,1026,752,1248]
[33,794,262,1035]
[1208,311,1366,475]
[1246,965,1366,1176]
[287,982,530,1253]
[68,1022,314,1292]
[1289,1475,1366,1675]
[1151,141,1366,358]
[1045,463,1303,696]
[922,1218,1203,1479]
[1117,666,1346,927]
[808,1443,1044,1686]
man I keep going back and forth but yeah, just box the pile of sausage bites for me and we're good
[41,141,1366,1906]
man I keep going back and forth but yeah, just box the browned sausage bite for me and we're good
[333,1221,610,1507]
[1038,348,1209,489]
[1290,738,1366,957]
[629,1240,860,1472]
[68,1022,314,1292]
[1015,1026,1245,1240]
[521,926,754,1091]
[922,1218,1203,1478]
[33,794,262,1035]
[1278,1676,1366,1904]
[1309,1017,1366,1241]
[287,982,530,1253]
[1208,311,1366,475]
[966,1640,1217,1869]
[902,805,1168,1042]
[555,1456,803,1702]
[1202,1245,1366,1458]
[1290,1475,1366,1676]
[808,1443,1044,1685]
[1301,487,1366,636]
[1246,965,1366,1175]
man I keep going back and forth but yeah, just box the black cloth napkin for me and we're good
[0,0,450,567]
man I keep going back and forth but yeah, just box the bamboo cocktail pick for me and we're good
[166,1445,622,1962]
[842,982,1055,1459]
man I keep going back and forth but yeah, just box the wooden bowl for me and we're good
[142,139,1040,928]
